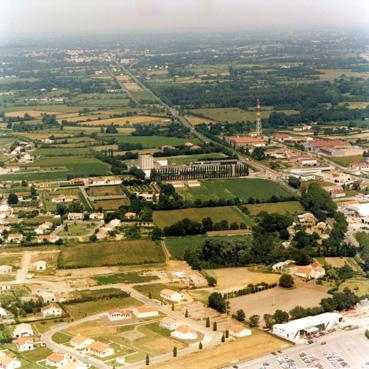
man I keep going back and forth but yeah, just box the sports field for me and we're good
[177,178,291,202]
[153,206,249,228]
[58,240,164,268]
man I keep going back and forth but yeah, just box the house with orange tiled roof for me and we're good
[133,306,159,319]
[229,324,252,338]
[160,289,183,302]
[70,334,94,350]
[84,341,114,358]
[41,303,62,318]
[0,352,21,369]
[171,325,198,340]
[295,262,325,280]
[46,353,70,367]
[16,337,34,352]
[107,309,131,321]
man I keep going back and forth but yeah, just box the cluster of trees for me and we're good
[163,217,247,237]
[132,123,190,138]
[355,232,369,271]
[223,282,277,299]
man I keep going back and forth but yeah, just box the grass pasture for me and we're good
[58,240,164,268]
[177,178,291,202]
[153,206,249,228]
[339,277,369,297]
[86,185,124,197]
[93,272,159,285]
[93,198,130,210]
[329,155,363,167]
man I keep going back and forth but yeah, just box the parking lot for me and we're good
[232,328,369,369]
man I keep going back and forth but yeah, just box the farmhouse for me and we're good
[160,317,181,331]
[0,352,21,369]
[0,265,12,275]
[229,324,252,338]
[46,353,70,367]
[295,262,325,280]
[16,337,34,352]
[171,325,198,340]
[33,260,47,270]
[70,334,94,350]
[160,289,183,302]
[51,195,78,204]
[273,312,342,343]
[67,213,84,221]
[84,341,114,357]
[107,309,132,321]
[133,306,159,318]
[274,133,292,142]
[34,221,53,235]
[12,323,33,338]
[322,184,345,198]
[41,304,62,317]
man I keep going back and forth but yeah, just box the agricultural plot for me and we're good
[329,155,363,167]
[39,188,87,212]
[86,185,124,197]
[93,198,130,210]
[153,206,249,228]
[58,239,165,268]
[167,153,227,165]
[133,283,182,299]
[93,272,158,285]
[177,178,291,202]
[79,115,170,126]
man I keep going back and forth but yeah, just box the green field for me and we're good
[133,283,181,300]
[329,155,363,167]
[58,239,164,268]
[101,134,201,148]
[153,206,249,228]
[177,178,291,202]
[246,201,304,215]
[189,107,298,123]
[3,157,110,181]
[339,277,369,297]
[93,272,159,285]
[167,153,226,165]
[166,234,252,259]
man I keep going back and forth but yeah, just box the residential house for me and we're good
[295,262,325,280]
[46,353,70,367]
[133,306,159,319]
[16,337,34,352]
[160,317,181,331]
[160,289,183,303]
[171,325,198,340]
[7,233,23,244]
[0,352,21,369]
[70,334,94,350]
[36,235,60,244]
[229,324,252,337]
[84,341,114,358]
[89,212,104,220]
[12,323,33,338]
[41,304,62,318]
[0,265,12,275]
[34,222,53,235]
[67,213,84,221]
[33,260,47,271]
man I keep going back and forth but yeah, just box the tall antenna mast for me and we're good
[256,98,262,137]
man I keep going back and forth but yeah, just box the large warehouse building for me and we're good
[272,312,343,342]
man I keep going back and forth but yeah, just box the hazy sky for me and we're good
[1,0,369,38]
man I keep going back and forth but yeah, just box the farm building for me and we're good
[171,325,198,340]
[12,323,33,338]
[133,306,159,318]
[70,334,94,350]
[0,352,21,369]
[46,353,70,367]
[41,304,62,318]
[107,309,131,321]
[160,289,183,302]
[272,260,294,271]
[16,337,34,352]
[273,312,342,343]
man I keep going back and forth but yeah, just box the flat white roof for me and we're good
[274,312,342,332]
[348,203,369,217]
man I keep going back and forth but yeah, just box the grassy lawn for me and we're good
[63,296,140,320]
[133,283,181,299]
[52,332,72,344]
[20,347,53,362]
[166,235,252,260]
[59,222,98,237]
[153,206,249,228]
[246,201,304,215]
[86,185,124,197]
[339,277,369,297]
[93,272,159,285]
[58,239,164,268]
[177,178,291,202]
[93,198,130,210]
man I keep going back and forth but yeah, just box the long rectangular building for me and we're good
[272,312,342,342]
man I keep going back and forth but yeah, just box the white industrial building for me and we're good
[272,312,342,342]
